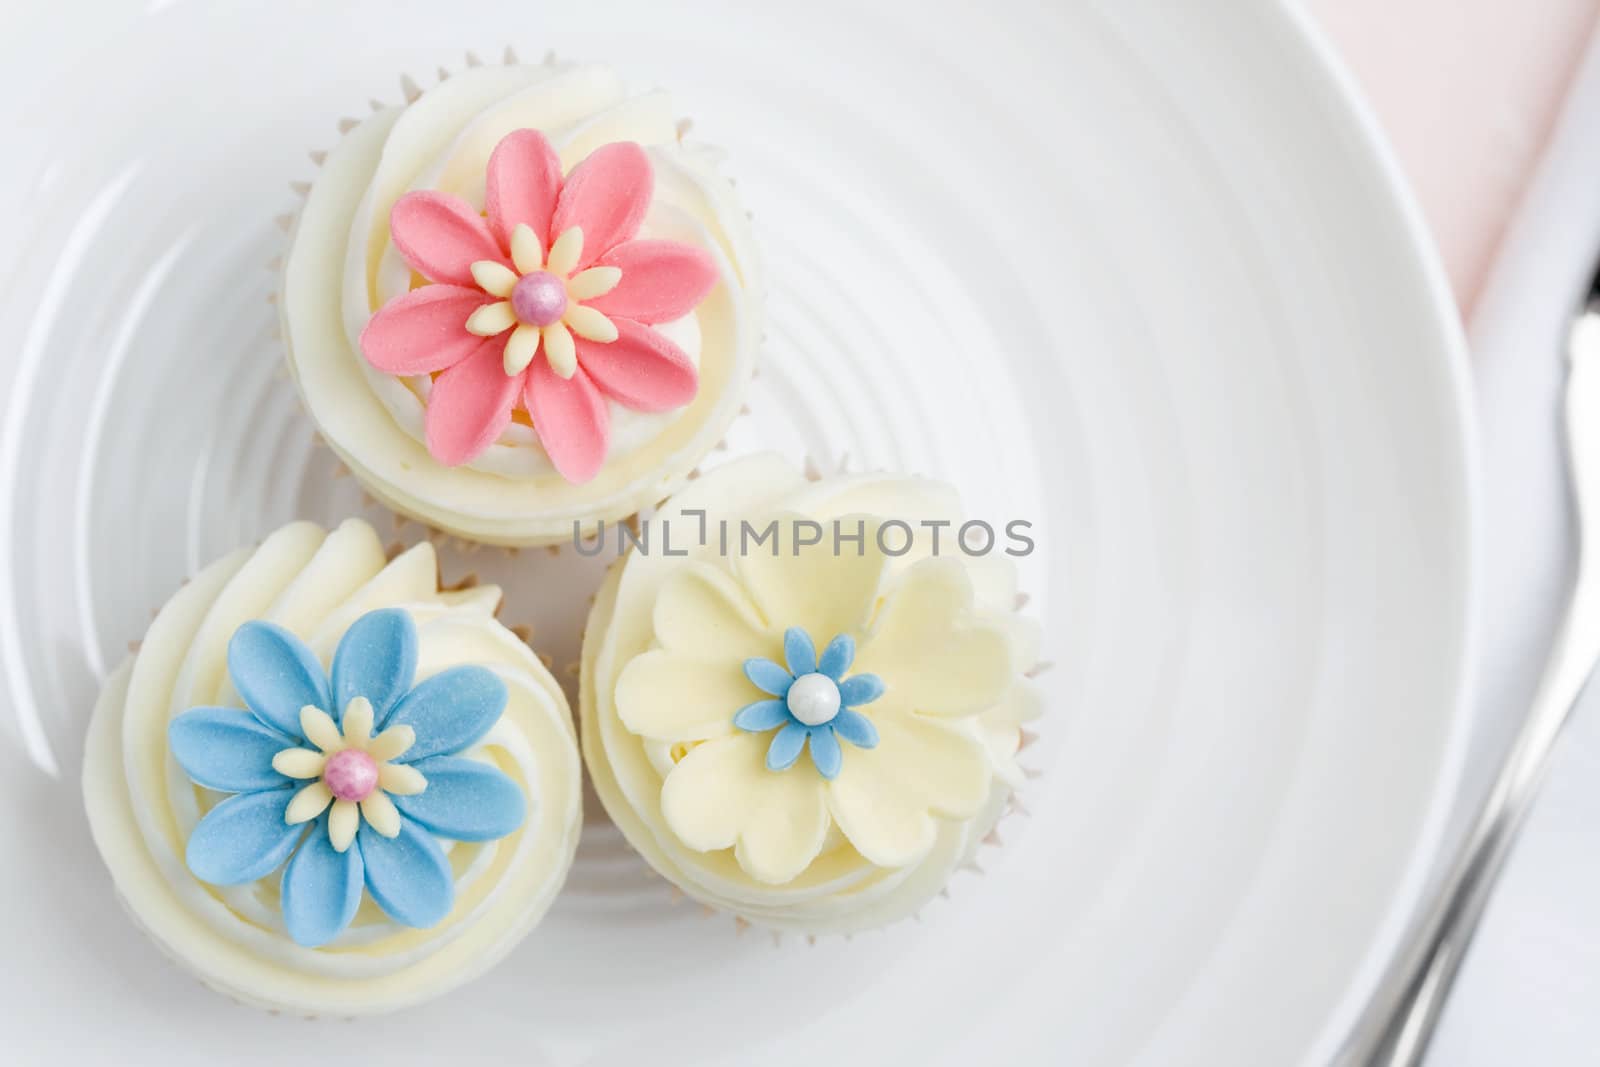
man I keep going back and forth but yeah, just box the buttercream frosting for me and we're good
[580,454,1042,933]
[82,518,582,1014]
[281,59,761,545]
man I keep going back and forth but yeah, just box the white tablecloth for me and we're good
[1425,27,1600,1067]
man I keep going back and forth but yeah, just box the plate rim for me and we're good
[0,3,1486,1060]
[1262,4,1483,1063]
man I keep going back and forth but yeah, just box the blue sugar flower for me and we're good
[167,608,525,948]
[734,627,883,779]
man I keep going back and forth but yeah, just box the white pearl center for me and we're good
[786,672,842,727]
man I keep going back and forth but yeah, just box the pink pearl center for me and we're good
[511,271,568,327]
[324,749,379,802]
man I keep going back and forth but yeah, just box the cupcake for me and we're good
[81,518,582,1014]
[281,57,761,546]
[580,453,1042,933]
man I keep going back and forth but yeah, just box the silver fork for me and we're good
[1339,266,1600,1065]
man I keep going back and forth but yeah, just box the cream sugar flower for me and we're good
[275,696,426,852]
[583,457,1042,933]
[615,535,1017,884]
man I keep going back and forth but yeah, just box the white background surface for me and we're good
[1427,27,1600,1067]
[0,2,1485,1064]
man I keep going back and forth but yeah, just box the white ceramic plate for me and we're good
[0,1,1474,1064]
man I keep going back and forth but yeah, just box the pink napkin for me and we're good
[1309,0,1600,310]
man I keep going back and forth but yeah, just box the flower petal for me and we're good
[280,815,364,947]
[817,634,856,680]
[545,226,585,278]
[503,323,541,376]
[425,335,523,467]
[660,732,829,884]
[465,300,517,337]
[382,665,507,762]
[587,239,718,323]
[286,780,334,825]
[185,787,303,886]
[341,696,374,747]
[328,798,359,852]
[360,791,402,838]
[368,725,416,763]
[573,317,698,413]
[168,707,292,793]
[651,561,773,662]
[378,762,427,796]
[732,699,790,733]
[549,141,652,268]
[331,608,418,721]
[358,817,454,928]
[830,708,879,749]
[980,681,1044,789]
[271,747,326,780]
[359,286,495,376]
[766,721,808,771]
[838,673,885,707]
[541,320,578,378]
[391,756,525,841]
[471,260,519,298]
[743,657,793,697]
[826,711,991,868]
[510,223,544,274]
[808,726,842,779]
[300,706,343,753]
[783,628,817,677]
[390,189,506,286]
[855,559,1014,717]
[615,649,744,742]
[524,359,610,483]
[735,538,887,657]
[227,621,332,737]
[563,304,617,343]
[566,266,621,301]
[484,128,563,252]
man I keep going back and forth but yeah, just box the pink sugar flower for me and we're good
[359,129,719,482]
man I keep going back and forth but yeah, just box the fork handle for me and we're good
[1341,342,1600,1065]
[1347,602,1593,1064]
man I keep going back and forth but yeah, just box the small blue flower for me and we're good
[167,608,525,948]
[734,627,883,780]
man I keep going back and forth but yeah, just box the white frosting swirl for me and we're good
[82,519,582,1014]
[581,454,1042,934]
[282,61,761,545]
